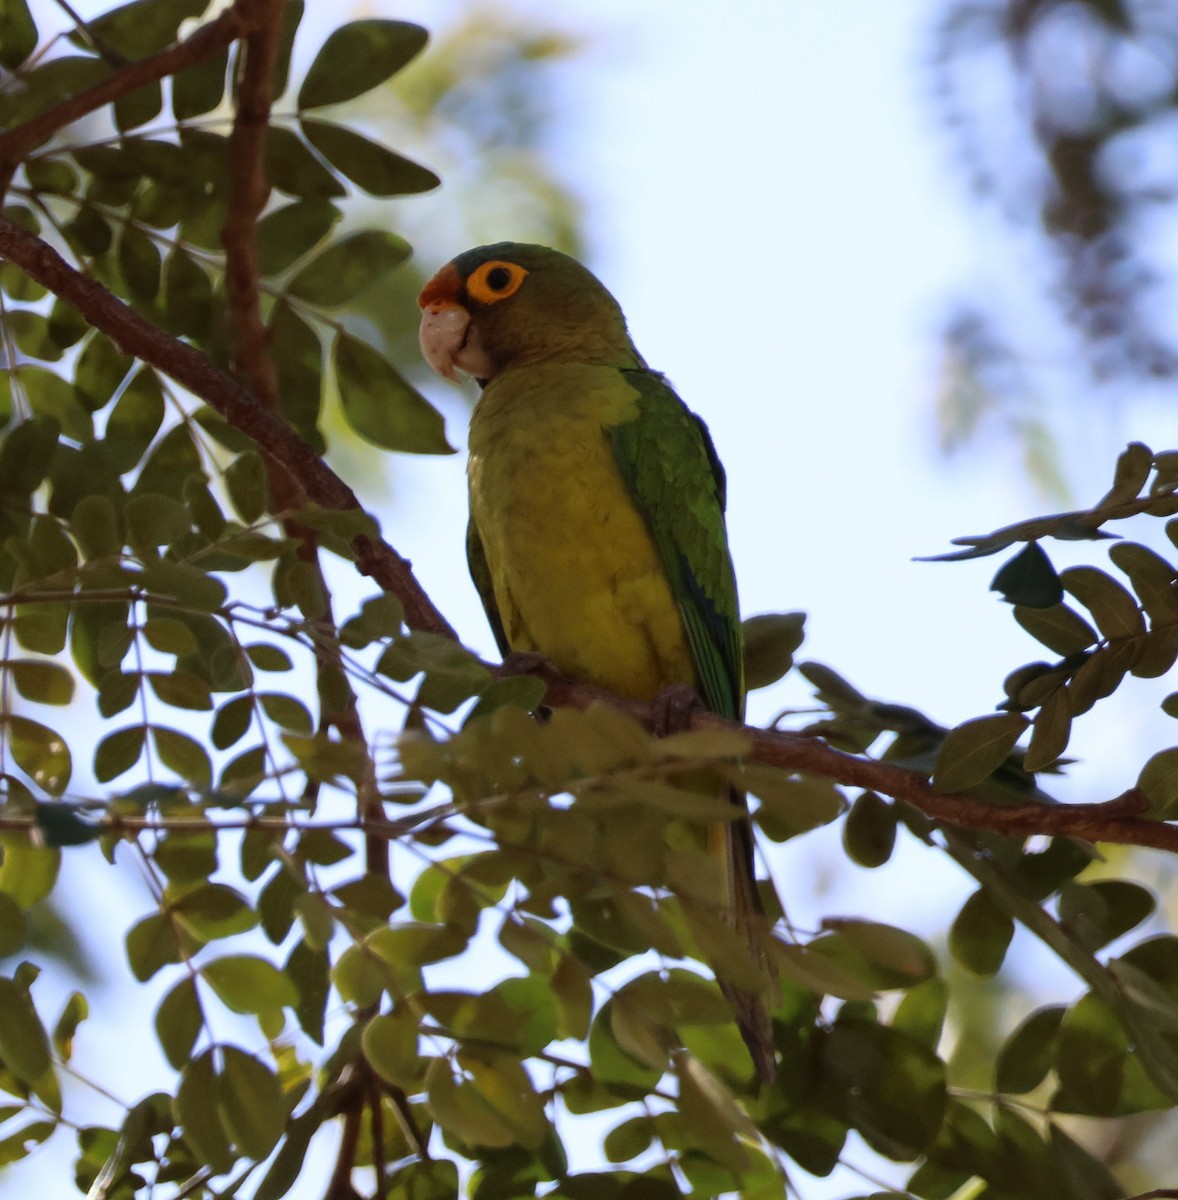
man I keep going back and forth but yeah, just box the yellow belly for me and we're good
[468,363,695,701]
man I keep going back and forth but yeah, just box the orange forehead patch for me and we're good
[417,261,464,309]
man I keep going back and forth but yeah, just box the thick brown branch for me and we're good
[221,0,283,411]
[523,665,1178,853]
[0,3,252,179]
[0,215,456,639]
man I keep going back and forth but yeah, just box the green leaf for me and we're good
[5,714,71,794]
[94,724,146,783]
[991,542,1062,607]
[1058,879,1155,953]
[362,1009,424,1088]
[1013,603,1098,655]
[949,889,1013,977]
[0,975,51,1083]
[74,333,132,412]
[298,20,428,108]
[1138,746,1178,818]
[426,1050,549,1150]
[1022,688,1072,772]
[8,659,73,705]
[20,367,91,441]
[821,919,936,990]
[172,883,256,939]
[265,126,345,199]
[156,976,203,1070]
[301,118,439,195]
[225,450,268,523]
[0,891,27,956]
[79,0,207,58]
[201,954,297,1015]
[843,791,896,868]
[177,1052,234,1174]
[171,47,227,120]
[1054,994,1125,1115]
[255,200,341,275]
[932,712,1027,792]
[0,0,37,69]
[996,1004,1064,1093]
[890,977,948,1049]
[219,1046,286,1160]
[1097,441,1153,507]
[117,224,162,301]
[1109,541,1178,623]
[741,611,805,691]
[0,836,60,907]
[287,230,411,306]
[152,725,212,786]
[334,332,454,454]
[823,1018,947,1157]
[1061,565,1145,640]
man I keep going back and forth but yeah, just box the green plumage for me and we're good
[420,242,775,1080]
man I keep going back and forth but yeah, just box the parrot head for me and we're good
[417,242,639,384]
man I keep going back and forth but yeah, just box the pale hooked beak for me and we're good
[418,301,470,382]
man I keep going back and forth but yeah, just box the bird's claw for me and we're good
[652,682,704,736]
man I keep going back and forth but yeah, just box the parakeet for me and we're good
[418,242,775,1081]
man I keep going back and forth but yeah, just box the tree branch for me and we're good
[0,214,456,639]
[0,1,255,192]
[521,665,1177,853]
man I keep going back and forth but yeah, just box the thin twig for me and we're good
[51,0,130,66]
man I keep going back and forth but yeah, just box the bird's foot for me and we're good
[651,682,705,736]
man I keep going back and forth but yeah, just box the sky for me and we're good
[12,0,1178,1194]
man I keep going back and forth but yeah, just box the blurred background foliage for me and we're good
[932,0,1178,495]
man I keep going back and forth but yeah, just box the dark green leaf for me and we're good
[843,791,896,868]
[949,889,1013,976]
[301,118,439,195]
[171,47,227,120]
[0,975,50,1083]
[255,201,341,275]
[0,0,37,69]
[286,230,411,306]
[1054,994,1125,1115]
[117,224,161,301]
[334,332,454,454]
[156,976,203,1069]
[1022,688,1072,772]
[990,542,1062,607]
[218,1046,286,1160]
[996,1004,1064,1093]
[1138,746,1178,818]
[298,20,428,108]
[932,712,1027,792]
[265,126,345,199]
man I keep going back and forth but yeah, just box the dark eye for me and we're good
[486,266,512,291]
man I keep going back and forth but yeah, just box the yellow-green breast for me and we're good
[468,362,696,700]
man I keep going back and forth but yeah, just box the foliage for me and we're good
[932,1,1178,480]
[0,2,1177,1199]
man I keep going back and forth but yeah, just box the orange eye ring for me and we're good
[466,260,529,304]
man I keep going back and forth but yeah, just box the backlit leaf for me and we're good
[298,20,428,108]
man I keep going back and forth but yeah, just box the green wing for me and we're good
[611,369,744,721]
[466,515,511,657]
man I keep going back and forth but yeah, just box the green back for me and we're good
[610,369,744,721]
